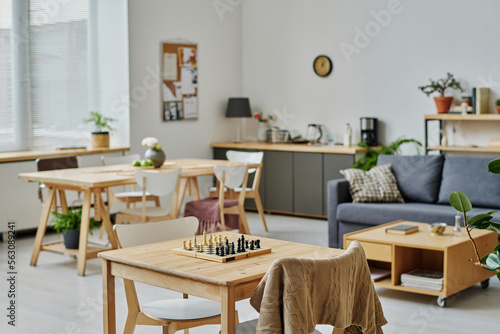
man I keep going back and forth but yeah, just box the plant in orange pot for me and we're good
[419,73,464,113]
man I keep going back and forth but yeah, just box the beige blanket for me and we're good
[250,241,387,334]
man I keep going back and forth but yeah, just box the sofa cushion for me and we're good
[377,155,443,203]
[337,202,500,226]
[437,156,500,209]
[340,164,404,203]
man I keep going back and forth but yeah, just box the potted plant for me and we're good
[418,73,464,114]
[85,111,116,148]
[496,99,500,114]
[449,159,500,281]
[50,207,100,249]
[254,112,276,141]
[352,137,422,171]
[141,137,166,168]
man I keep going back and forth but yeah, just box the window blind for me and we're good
[0,0,100,152]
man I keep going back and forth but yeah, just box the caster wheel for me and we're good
[437,296,447,308]
[481,279,489,289]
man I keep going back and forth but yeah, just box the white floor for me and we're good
[1,212,499,334]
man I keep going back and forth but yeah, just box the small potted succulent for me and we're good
[419,73,464,114]
[85,111,116,148]
[496,99,500,114]
[50,207,100,249]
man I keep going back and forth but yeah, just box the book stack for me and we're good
[385,224,419,235]
[400,269,443,291]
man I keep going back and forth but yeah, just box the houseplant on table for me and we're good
[50,207,100,249]
[418,72,464,113]
[85,111,116,148]
[449,158,500,282]
[254,112,276,141]
[142,137,166,168]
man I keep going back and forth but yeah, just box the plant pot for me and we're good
[257,122,270,141]
[496,106,500,114]
[433,96,454,114]
[91,132,110,148]
[145,147,166,168]
[63,229,80,249]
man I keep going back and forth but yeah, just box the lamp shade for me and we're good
[226,98,251,118]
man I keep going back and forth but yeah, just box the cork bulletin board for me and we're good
[161,42,198,121]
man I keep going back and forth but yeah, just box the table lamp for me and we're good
[226,97,251,142]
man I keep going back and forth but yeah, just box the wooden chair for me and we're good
[35,156,80,211]
[113,217,234,334]
[114,169,181,225]
[102,154,160,210]
[185,165,250,235]
[226,150,267,232]
[231,241,387,334]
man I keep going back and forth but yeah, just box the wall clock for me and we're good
[313,55,333,77]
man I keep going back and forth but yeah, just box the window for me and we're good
[0,0,101,152]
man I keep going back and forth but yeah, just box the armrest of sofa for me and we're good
[327,179,351,249]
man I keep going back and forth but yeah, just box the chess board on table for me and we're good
[171,233,271,263]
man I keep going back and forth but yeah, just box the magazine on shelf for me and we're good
[400,269,443,291]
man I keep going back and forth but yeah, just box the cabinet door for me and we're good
[323,154,355,216]
[264,151,293,212]
[293,152,323,215]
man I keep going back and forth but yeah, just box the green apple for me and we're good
[132,160,141,167]
[145,159,154,166]
[140,160,149,167]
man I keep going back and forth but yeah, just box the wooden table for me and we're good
[98,232,343,334]
[19,159,251,276]
[344,220,497,307]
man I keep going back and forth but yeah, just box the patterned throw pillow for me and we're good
[340,164,404,203]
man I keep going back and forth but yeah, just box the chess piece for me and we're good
[194,236,197,247]
[188,240,192,250]
[241,235,245,244]
[203,231,207,246]
[183,240,186,250]
[218,235,222,244]
[220,246,225,256]
[199,244,204,252]
[250,240,254,250]
[231,243,235,255]
[209,237,213,247]
[215,247,219,256]
[225,245,230,255]
[245,240,249,249]
[225,238,229,246]
[255,240,261,249]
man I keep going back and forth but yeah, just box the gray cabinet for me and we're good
[322,154,355,216]
[293,152,323,215]
[264,151,293,212]
[213,146,355,217]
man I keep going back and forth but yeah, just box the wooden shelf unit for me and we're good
[424,114,500,154]
[344,221,496,305]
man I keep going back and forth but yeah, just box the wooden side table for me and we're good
[344,220,497,307]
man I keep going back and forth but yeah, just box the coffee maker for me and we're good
[360,117,378,146]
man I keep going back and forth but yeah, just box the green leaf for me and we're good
[486,222,500,234]
[488,159,500,174]
[481,253,500,271]
[496,273,500,281]
[449,192,472,213]
[466,214,493,226]
[486,210,498,215]
[494,244,500,252]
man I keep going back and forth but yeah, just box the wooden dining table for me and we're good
[98,231,344,334]
[19,159,252,276]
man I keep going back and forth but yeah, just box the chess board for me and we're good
[171,234,271,263]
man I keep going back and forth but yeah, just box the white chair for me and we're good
[113,217,231,334]
[185,165,250,235]
[102,154,160,210]
[226,151,268,232]
[114,169,181,225]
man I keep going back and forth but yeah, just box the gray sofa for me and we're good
[327,155,500,248]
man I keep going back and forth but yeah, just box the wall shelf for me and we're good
[424,114,500,154]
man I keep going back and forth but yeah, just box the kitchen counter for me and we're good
[210,141,368,154]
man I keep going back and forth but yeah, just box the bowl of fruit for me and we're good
[132,159,155,168]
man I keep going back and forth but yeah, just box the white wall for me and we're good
[127,0,243,157]
[242,0,500,149]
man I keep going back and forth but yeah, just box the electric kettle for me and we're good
[306,124,323,144]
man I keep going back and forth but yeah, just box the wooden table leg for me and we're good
[77,190,92,276]
[174,177,189,218]
[190,177,200,200]
[30,187,56,266]
[220,286,236,334]
[58,190,68,214]
[102,259,116,334]
[95,191,118,249]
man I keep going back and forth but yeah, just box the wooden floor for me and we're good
[1,212,499,333]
